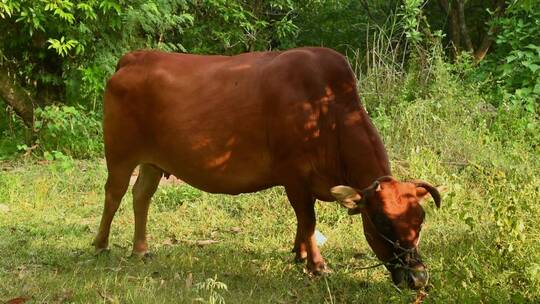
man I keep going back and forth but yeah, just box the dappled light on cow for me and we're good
[301,86,336,142]
[331,176,441,290]
[187,135,238,172]
[228,64,252,71]
[190,137,212,151]
[206,151,232,169]
[340,80,356,94]
[204,137,237,171]
[320,86,335,114]
[301,102,321,141]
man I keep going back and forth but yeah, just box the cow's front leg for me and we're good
[285,184,328,275]
[291,225,308,262]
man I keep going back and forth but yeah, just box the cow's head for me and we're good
[331,176,440,289]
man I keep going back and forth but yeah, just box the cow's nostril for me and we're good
[408,269,428,289]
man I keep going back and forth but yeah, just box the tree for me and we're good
[426,0,507,62]
[0,0,125,126]
[0,65,34,127]
[0,0,301,126]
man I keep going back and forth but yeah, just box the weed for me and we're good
[153,184,202,212]
[193,276,228,304]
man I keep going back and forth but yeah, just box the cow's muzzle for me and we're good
[391,263,428,290]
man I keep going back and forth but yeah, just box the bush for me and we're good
[473,1,540,113]
[0,105,27,159]
[34,105,102,158]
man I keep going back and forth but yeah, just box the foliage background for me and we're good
[1,0,538,155]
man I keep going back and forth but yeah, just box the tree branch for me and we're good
[359,0,377,23]
[448,1,462,56]
[473,0,507,63]
[0,65,34,127]
[438,0,450,14]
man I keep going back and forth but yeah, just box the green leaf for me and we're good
[506,55,517,63]
[534,82,540,94]
[527,63,540,73]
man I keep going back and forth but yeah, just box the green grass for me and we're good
[0,151,538,303]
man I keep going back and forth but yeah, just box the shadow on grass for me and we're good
[3,206,528,303]
[0,221,414,303]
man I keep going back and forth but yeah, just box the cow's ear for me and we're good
[331,186,364,215]
[415,187,429,201]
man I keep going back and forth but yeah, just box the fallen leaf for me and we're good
[112,243,126,249]
[104,266,122,272]
[98,290,114,303]
[413,290,428,304]
[53,289,73,303]
[185,272,193,289]
[6,297,29,304]
[163,236,179,246]
[0,203,10,213]
[196,240,219,246]
[230,227,242,233]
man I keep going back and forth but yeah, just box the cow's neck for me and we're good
[338,106,391,190]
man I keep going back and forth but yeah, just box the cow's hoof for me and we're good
[294,255,307,264]
[293,252,308,263]
[291,247,307,263]
[306,263,332,276]
[94,247,110,256]
[130,251,152,259]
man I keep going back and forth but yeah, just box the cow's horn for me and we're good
[412,181,441,208]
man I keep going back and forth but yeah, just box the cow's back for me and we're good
[104,48,361,196]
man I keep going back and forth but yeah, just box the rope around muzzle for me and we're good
[353,212,423,272]
[353,247,415,270]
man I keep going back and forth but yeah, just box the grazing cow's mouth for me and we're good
[390,263,428,290]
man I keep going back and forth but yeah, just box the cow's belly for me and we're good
[140,104,275,194]
[150,143,275,195]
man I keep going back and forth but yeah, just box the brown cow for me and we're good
[93,47,440,289]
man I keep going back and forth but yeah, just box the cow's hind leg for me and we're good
[93,162,135,254]
[285,184,328,275]
[131,164,162,257]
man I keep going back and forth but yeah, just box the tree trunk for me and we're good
[439,0,462,57]
[438,0,507,62]
[456,0,474,52]
[0,65,34,127]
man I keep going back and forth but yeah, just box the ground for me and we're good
[0,159,538,303]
